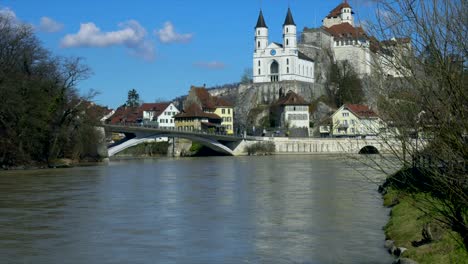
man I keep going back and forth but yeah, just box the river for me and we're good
[0,156,393,264]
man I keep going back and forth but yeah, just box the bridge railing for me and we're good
[105,123,243,138]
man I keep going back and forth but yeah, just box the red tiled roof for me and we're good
[109,106,140,124]
[174,103,221,120]
[327,1,352,18]
[276,90,308,106]
[323,23,367,40]
[190,86,233,108]
[345,104,378,118]
[140,103,170,118]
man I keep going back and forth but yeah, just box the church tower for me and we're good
[255,10,268,51]
[283,8,297,49]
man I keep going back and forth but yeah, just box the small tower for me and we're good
[255,10,269,51]
[283,8,297,49]
[340,0,354,26]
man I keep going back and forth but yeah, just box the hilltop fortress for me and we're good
[208,0,410,129]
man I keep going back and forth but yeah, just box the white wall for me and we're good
[157,103,180,128]
[283,105,310,128]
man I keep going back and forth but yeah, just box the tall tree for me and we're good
[126,89,140,107]
[0,14,100,167]
[365,0,467,250]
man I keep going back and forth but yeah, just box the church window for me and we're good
[258,68,261,75]
[286,39,289,46]
[258,30,260,35]
[287,58,289,65]
[287,67,289,73]
[257,41,260,48]
[286,27,289,33]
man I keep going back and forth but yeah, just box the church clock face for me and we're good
[270,49,277,56]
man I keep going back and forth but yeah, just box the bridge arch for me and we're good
[107,133,235,157]
[359,145,379,154]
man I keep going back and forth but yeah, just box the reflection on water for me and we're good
[0,156,392,264]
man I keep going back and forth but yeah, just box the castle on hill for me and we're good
[252,0,410,84]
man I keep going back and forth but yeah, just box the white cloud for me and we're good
[38,17,63,33]
[155,21,193,44]
[193,61,225,70]
[61,20,155,61]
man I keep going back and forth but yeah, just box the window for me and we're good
[287,67,289,73]
[257,30,260,35]
[257,41,260,48]
[258,60,261,66]
[222,109,225,114]
[258,68,261,75]
[228,109,231,114]
[286,39,289,46]
[286,58,289,65]
[342,112,349,117]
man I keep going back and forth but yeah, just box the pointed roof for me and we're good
[344,104,378,118]
[283,8,296,26]
[276,90,308,106]
[255,10,268,28]
[327,1,353,18]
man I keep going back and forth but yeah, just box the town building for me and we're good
[173,103,222,132]
[271,90,310,136]
[253,8,315,83]
[331,104,382,137]
[141,102,180,128]
[184,86,234,134]
[299,0,410,78]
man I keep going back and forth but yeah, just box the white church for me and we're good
[253,8,315,84]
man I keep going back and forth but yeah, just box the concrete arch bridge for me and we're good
[103,124,401,157]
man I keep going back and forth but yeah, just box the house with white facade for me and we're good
[253,8,315,83]
[141,103,179,128]
[331,104,382,138]
[272,90,310,131]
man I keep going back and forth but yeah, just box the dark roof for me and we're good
[174,103,221,120]
[327,1,353,18]
[255,10,268,28]
[276,90,308,106]
[272,42,284,48]
[140,103,170,117]
[283,8,296,26]
[344,104,378,118]
[323,23,367,40]
[298,51,314,62]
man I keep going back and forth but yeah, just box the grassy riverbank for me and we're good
[383,188,468,263]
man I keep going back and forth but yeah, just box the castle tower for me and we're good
[255,10,268,51]
[340,0,354,26]
[283,8,297,49]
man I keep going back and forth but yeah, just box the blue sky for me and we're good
[1,0,376,108]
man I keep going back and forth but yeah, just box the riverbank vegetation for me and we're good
[365,0,468,260]
[0,14,105,168]
[246,142,275,156]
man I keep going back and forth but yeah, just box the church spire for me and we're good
[255,10,268,28]
[283,7,296,26]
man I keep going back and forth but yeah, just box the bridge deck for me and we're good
[102,124,243,142]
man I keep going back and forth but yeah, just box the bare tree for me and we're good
[363,0,467,250]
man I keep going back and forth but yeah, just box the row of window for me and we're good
[287,106,308,111]
[164,111,177,116]
[222,117,232,122]
[221,109,232,115]
[223,125,232,130]
[160,118,174,124]
[287,114,308,120]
